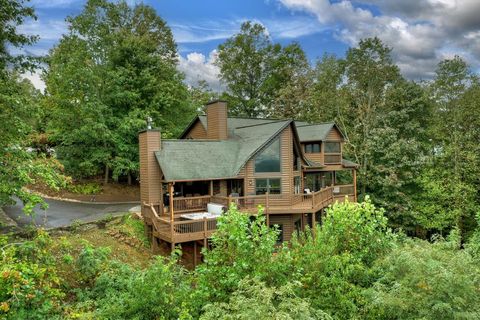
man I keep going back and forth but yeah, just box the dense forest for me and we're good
[1,0,480,319]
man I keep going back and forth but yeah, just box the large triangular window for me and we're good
[255,138,281,172]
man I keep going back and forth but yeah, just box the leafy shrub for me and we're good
[76,244,111,283]
[195,204,280,304]
[0,231,64,319]
[201,278,331,320]
[280,197,395,319]
[364,235,480,319]
[78,257,194,319]
[67,182,102,195]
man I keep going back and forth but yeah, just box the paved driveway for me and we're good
[4,197,138,229]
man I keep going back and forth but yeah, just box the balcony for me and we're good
[143,186,354,244]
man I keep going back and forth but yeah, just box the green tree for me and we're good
[0,0,37,71]
[195,205,280,304]
[414,56,480,239]
[340,37,403,197]
[45,0,194,181]
[0,0,65,213]
[305,54,346,123]
[279,198,395,319]
[216,21,310,117]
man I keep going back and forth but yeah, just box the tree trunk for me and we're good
[127,172,132,185]
[104,164,109,185]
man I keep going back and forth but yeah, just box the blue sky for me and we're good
[20,0,480,90]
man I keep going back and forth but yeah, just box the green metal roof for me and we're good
[195,116,342,142]
[295,122,337,142]
[156,120,292,181]
[162,115,353,181]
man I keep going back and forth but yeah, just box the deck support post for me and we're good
[171,242,175,253]
[152,235,159,254]
[312,191,315,209]
[193,241,197,268]
[169,182,175,242]
[353,169,357,202]
[209,180,213,196]
[312,212,316,238]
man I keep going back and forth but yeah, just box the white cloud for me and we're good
[278,0,480,79]
[18,19,67,42]
[177,50,223,91]
[171,16,323,44]
[30,0,81,9]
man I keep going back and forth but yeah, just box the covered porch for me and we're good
[303,168,357,203]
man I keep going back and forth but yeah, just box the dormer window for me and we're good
[255,138,281,172]
[325,142,341,153]
[324,141,341,164]
[304,142,321,153]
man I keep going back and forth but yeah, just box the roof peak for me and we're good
[295,122,335,128]
[235,119,291,129]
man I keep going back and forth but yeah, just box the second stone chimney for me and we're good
[206,100,228,140]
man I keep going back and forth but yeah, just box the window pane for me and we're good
[325,142,340,153]
[255,179,268,195]
[255,138,281,172]
[305,144,312,153]
[313,143,321,153]
[268,178,281,194]
[294,176,301,194]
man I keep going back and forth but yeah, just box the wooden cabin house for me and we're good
[140,100,358,260]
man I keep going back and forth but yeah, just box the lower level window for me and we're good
[255,178,281,195]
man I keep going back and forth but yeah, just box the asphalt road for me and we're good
[3,197,138,229]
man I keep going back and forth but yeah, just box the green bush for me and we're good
[364,235,480,319]
[278,197,396,319]
[76,244,111,283]
[67,182,102,195]
[0,231,64,319]
[195,204,281,304]
[201,278,331,320]
[79,257,194,319]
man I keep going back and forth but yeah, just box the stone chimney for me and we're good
[139,127,162,206]
[206,100,228,140]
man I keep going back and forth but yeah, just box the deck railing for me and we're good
[165,186,336,215]
[332,184,355,202]
[145,185,344,243]
[172,195,211,213]
[173,218,217,235]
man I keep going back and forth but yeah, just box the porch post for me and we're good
[353,169,357,202]
[312,212,316,238]
[169,182,174,222]
[193,241,197,268]
[169,182,174,245]
[209,180,213,196]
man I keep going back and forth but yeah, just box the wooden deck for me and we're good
[143,185,355,244]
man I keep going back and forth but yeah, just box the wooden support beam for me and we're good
[210,180,213,196]
[169,182,175,244]
[193,241,197,268]
[312,212,316,238]
[353,169,357,202]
